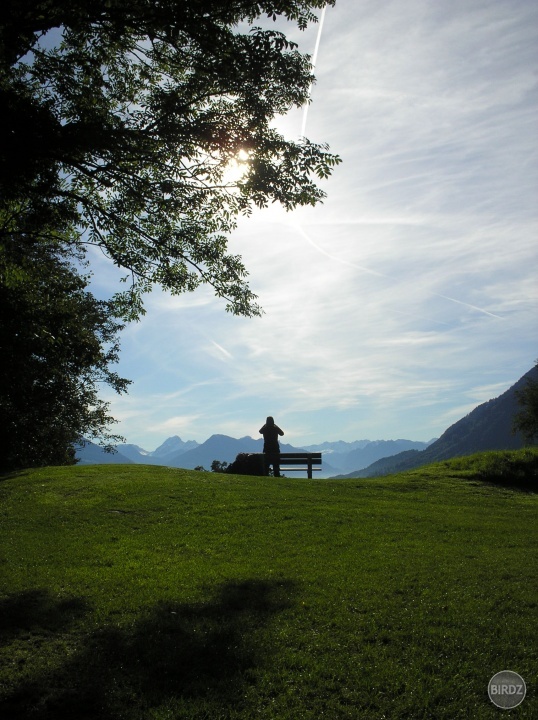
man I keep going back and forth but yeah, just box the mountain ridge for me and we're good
[76,366,536,477]
[75,434,429,477]
[334,365,537,478]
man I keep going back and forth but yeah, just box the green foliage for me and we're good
[0,233,130,471]
[0,1,341,470]
[1,456,537,718]
[513,360,538,444]
[422,448,538,490]
[210,459,229,473]
[226,452,267,475]
[1,1,340,318]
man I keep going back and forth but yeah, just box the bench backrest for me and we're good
[278,452,322,465]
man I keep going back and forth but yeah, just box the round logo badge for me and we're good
[488,670,526,709]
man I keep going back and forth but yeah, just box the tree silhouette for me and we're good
[0,233,129,471]
[513,361,538,444]
[1,0,339,319]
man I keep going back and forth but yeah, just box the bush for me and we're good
[226,453,267,476]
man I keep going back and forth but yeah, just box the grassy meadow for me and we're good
[0,449,537,719]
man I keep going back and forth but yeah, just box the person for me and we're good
[259,416,284,477]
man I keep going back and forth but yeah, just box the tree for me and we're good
[0,232,130,472]
[1,2,340,468]
[513,361,538,445]
[1,1,340,320]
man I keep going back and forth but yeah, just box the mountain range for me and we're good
[333,364,537,478]
[76,366,536,478]
[76,435,433,477]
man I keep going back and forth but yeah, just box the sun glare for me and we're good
[223,148,251,185]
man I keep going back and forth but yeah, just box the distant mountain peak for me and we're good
[151,436,199,457]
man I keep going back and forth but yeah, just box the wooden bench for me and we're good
[275,452,322,479]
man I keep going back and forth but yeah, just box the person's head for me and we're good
[266,416,274,426]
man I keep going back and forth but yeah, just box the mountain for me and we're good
[301,439,433,473]
[75,434,428,476]
[151,435,199,458]
[166,434,313,469]
[303,440,372,454]
[336,450,425,479]
[302,440,371,474]
[165,434,263,468]
[115,443,154,463]
[336,366,538,478]
[340,439,432,473]
[330,440,428,471]
[75,440,133,465]
[116,436,199,464]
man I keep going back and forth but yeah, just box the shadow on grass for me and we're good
[0,469,32,483]
[428,449,538,493]
[1,579,297,719]
[474,450,538,493]
[478,476,538,493]
[0,588,90,642]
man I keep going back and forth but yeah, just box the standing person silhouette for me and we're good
[259,416,284,477]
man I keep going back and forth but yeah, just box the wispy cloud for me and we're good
[101,0,537,448]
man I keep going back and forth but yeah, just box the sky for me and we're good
[92,0,537,450]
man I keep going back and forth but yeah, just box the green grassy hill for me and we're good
[1,450,537,719]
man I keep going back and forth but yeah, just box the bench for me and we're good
[274,452,322,479]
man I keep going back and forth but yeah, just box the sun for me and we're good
[222,148,251,186]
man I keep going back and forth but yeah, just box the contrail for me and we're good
[300,5,327,138]
[210,340,233,360]
[294,224,389,279]
[295,224,503,320]
[435,294,503,319]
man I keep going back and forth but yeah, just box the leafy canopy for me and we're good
[0,232,130,471]
[1,0,340,319]
[513,361,538,444]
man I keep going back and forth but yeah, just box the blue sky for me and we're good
[92,0,537,450]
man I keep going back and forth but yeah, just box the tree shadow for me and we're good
[0,469,31,483]
[1,579,297,719]
[0,588,90,642]
[479,476,538,493]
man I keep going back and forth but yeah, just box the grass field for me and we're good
[0,449,537,719]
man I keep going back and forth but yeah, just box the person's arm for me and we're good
[277,426,284,436]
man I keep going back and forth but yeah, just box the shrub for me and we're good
[226,453,267,476]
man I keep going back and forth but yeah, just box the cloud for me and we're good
[100,0,537,448]
[147,415,204,436]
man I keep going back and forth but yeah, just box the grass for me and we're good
[0,448,537,719]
